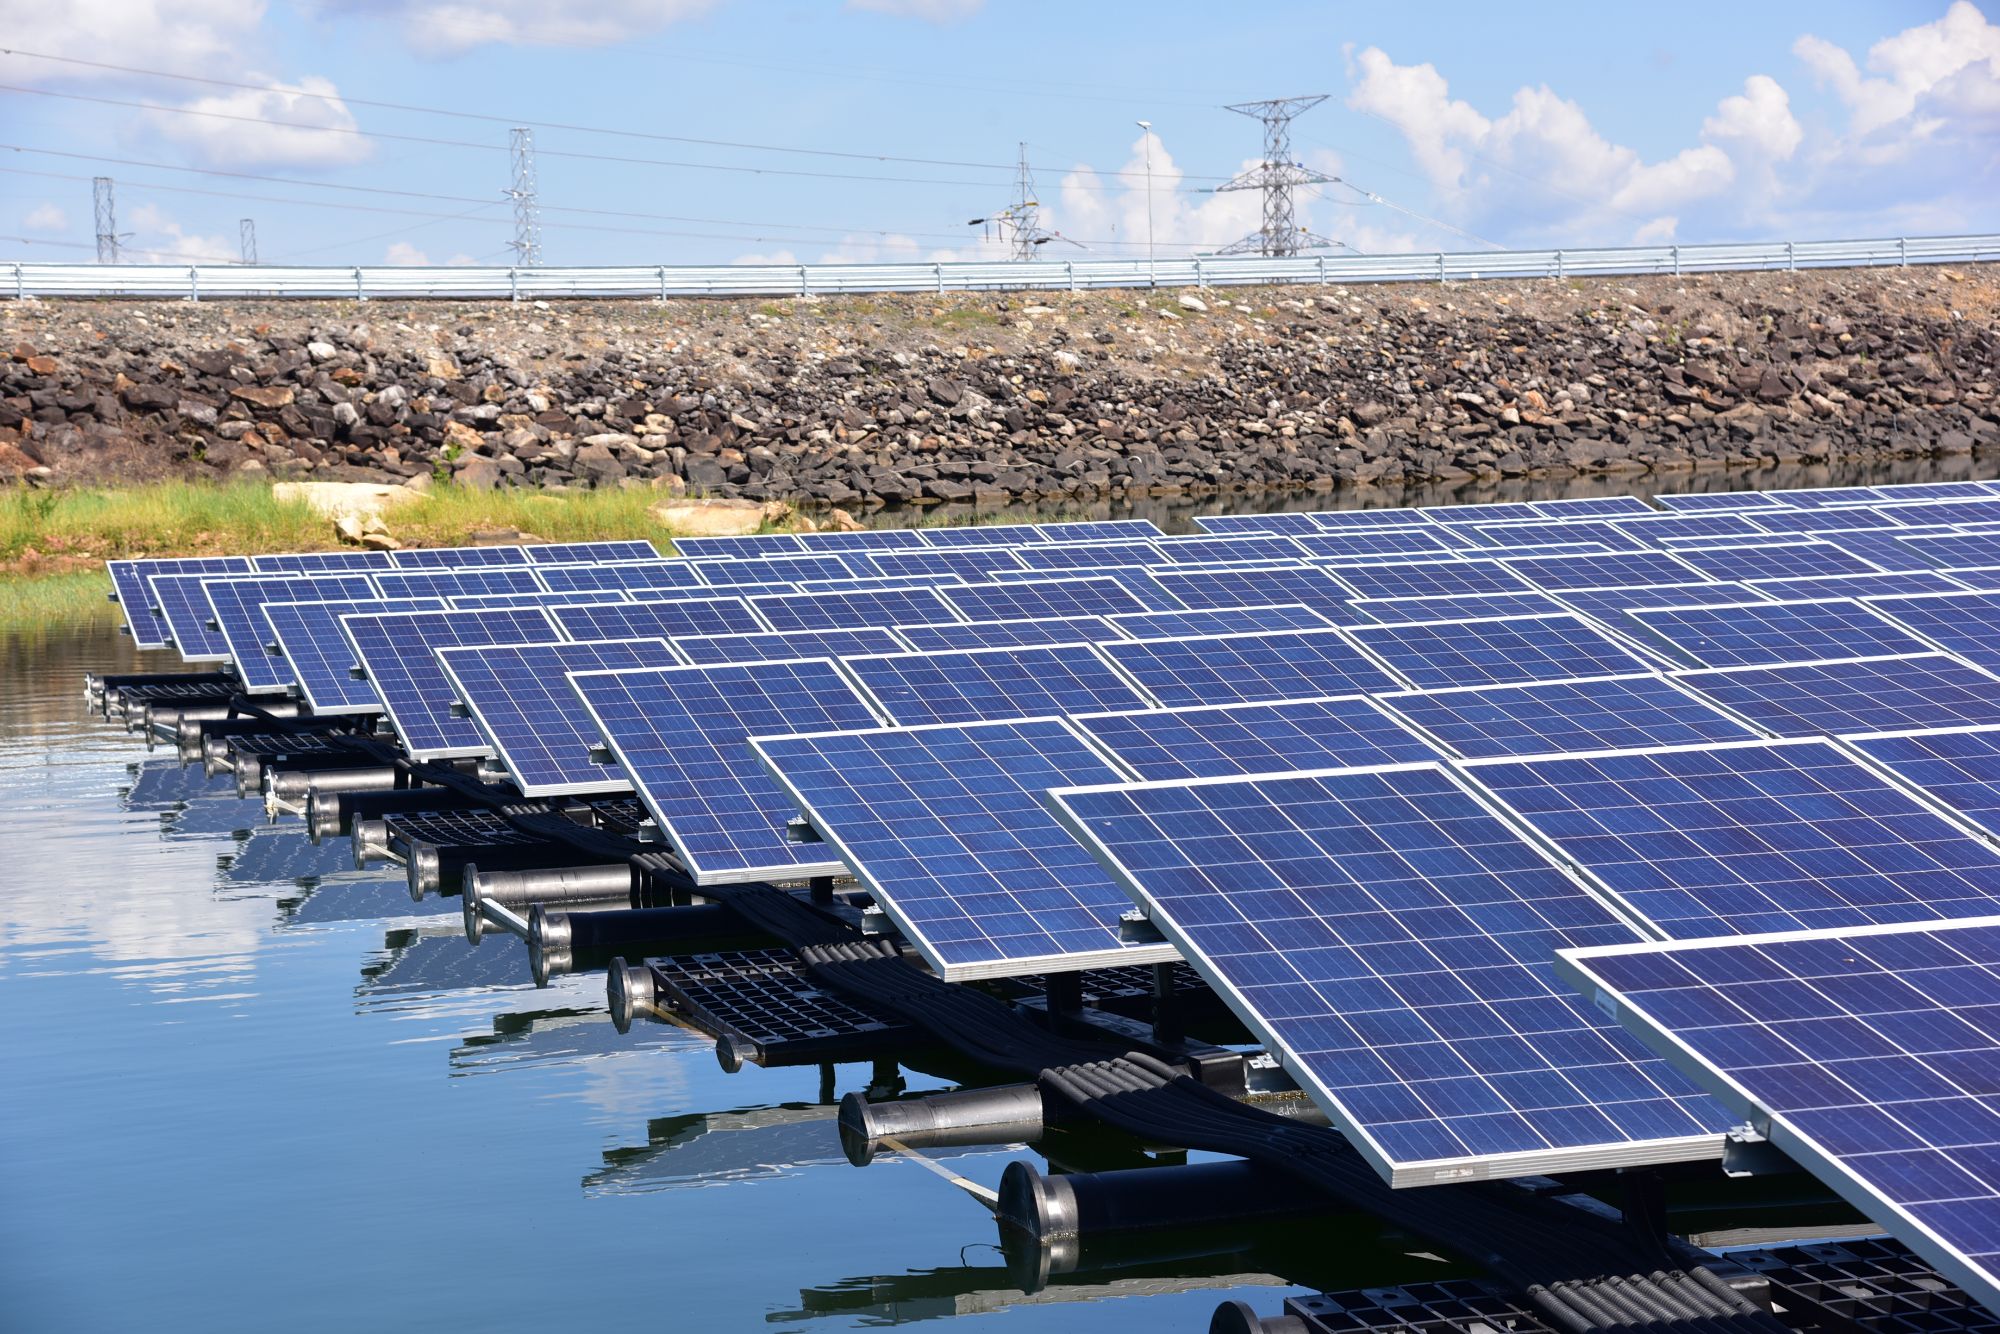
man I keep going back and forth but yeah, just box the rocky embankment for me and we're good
[1,266,1995,507]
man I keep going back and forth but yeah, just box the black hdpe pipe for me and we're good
[526,902,737,984]
[995,1158,1332,1242]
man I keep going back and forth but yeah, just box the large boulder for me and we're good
[648,496,792,538]
[272,480,424,521]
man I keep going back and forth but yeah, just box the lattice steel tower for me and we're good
[239,219,258,265]
[506,127,542,267]
[93,176,119,264]
[1213,94,1339,257]
[967,143,1076,260]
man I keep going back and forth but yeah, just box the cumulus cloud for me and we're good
[0,0,266,81]
[151,75,371,170]
[23,202,67,232]
[126,202,237,264]
[1796,1,2000,139]
[311,0,720,54]
[1703,75,1804,161]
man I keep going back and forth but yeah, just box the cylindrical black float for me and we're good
[838,1084,1048,1167]
[527,902,738,985]
[995,1158,1329,1242]
[307,786,462,845]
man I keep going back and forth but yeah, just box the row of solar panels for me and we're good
[110,481,2000,1307]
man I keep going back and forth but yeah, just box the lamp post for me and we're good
[1135,119,1155,287]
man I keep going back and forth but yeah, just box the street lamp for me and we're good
[1135,119,1155,286]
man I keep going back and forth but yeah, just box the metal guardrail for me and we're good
[6,234,1997,302]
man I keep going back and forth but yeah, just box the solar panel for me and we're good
[449,589,630,609]
[261,597,448,715]
[1469,521,1650,552]
[1530,496,1656,518]
[207,574,379,690]
[748,586,960,633]
[671,627,904,665]
[1332,558,1534,600]
[1626,598,1934,668]
[793,574,966,593]
[940,576,1150,622]
[250,550,396,573]
[1379,674,1759,759]
[339,607,558,759]
[1746,507,1906,535]
[1940,568,2000,593]
[840,644,1150,725]
[1428,501,1546,526]
[1669,541,1886,582]
[1503,550,1710,590]
[1747,571,1969,601]
[1809,528,1959,572]
[791,527,930,553]
[1652,491,1787,513]
[691,553,859,586]
[1016,541,1164,571]
[893,616,1123,651]
[754,718,1174,979]
[1151,534,1309,564]
[671,533,806,560]
[436,638,680,795]
[1675,654,2000,738]
[1463,738,2000,938]
[1036,520,1165,542]
[1145,566,1356,621]
[859,547,1025,580]
[1874,499,2000,529]
[1191,512,1328,534]
[150,573,265,661]
[1850,727,2000,840]
[1553,583,1771,626]
[550,596,762,641]
[1555,918,2000,1311]
[1868,592,2000,672]
[373,567,543,600]
[568,658,883,883]
[1765,485,1887,508]
[108,557,252,648]
[387,545,529,568]
[1008,566,1183,611]
[1109,604,1334,639]
[1099,628,1397,707]
[1895,533,2000,570]
[917,523,1048,548]
[1047,765,1729,1185]
[535,560,706,594]
[1476,542,1620,560]
[523,540,660,564]
[1349,613,1659,689]
[1295,529,1463,559]
[1873,481,2000,502]
[1606,513,1769,544]
[1071,695,1438,780]
[1350,592,1573,625]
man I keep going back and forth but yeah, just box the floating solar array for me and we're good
[1675,655,2000,738]
[1869,592,2000,673]
[1071,696,1439,781]
[1347,614,1658,689]
[1147,566,1356,621]
[1100,628,1397,707]
[841,644,1150,725]
[339,607,558,759]
[1627,598,1934,668]
[1848,727,2000,841]
[671,627,905,666]
[108,556,251,648]
[207,575,379,691]
[1109,605,1333,639]
[749,587,960,633]
[941,575,1151,622]
[1378,674,1760,759]
[536,560,705,594]
[262,597,448,714]
[524,540,660,564]
[1349,592,1574,625]
[892,616,1123,651]
[374,567,543,600]
[150,572,255,660]
[551,596,763,641]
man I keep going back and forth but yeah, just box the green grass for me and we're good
[0,570,115,639]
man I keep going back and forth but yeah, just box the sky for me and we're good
[0,0,1995,269]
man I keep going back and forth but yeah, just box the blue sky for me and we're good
[0,1,1994,267]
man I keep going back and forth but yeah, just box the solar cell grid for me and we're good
[1306,507,1438,529]
[671,627,905,665]
[1555,919,2000,1311]
[1503,550,1710,590]
[1071,695,1439,781]
[754,718,1171,979]
[859,547,1024,580]
[690,553,860,586]
[1099,627,1397,708]
[1151,534,1309,564]
[1145,566,1356,621]
[1652,491,1787,513]
[569,659,884,884]
[449,589,630,609]
[261,597,448,714]
[1747,508,1907,535]
[1036,520,1165,542]
[1766,486,1887,508]
[207,575,379,689]
[1048,764,1730,1185]
[1666,541,1885,582]
[1872,481,2000,501]
[1350,592,1573,625]
[1809,529,1958,572]
[387,545,529,568]
[1015,541,1165,571]
[1896,533,2000,570]
[916,523,1048,548]
[748,586,961,633]
[1331,558,1534,600]
[1348,613,1660,689]
[1675,655,2000,739]
[1875,499,2000,529]
[339,607,558,759]
[250,550,396,573]
[840,643,1150,725]
[1429,502,1546,526]
[793,574,967,593]
[436,638,680,795]
[1529,496,1656,518]
[1627,598,1935,668]
[1848,727,2000,841]
[893,616,1123,651]
[1379,674,1759,759]
[671,533,806,560]
[1295,529,1463,559]
[1464,738,2000,938]
[1553,583,1770,627]
[523,540,660,564]
[1939,568,2000,593]
[109,557,251,648]
[1191,512,1327,535]
[1607,513,1769,544]
[1109,604,1333,639]
[374,567,543,600]
[791,527,930,553]
[550,596,762,641]
[1469,520,1649,552]
[1746,572,1969,601]
[151,573,266,660]
[534,560,705,594]
[941,576,1151,622]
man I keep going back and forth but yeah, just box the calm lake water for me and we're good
[6,459,1993,1331]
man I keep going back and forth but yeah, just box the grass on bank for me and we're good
[0,569,116,639]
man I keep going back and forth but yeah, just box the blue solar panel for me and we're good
[449,590,630,609]
[1464,739,2000,938]
[523,540,660,564]
[1553,583,1770,627]
[748,586,960,633]
[250,550,396,573]
[1099,628,1397,707]
[1470,520,1650,552]
[1300,507,1436,530]
[792,527,930,553]
[671,533,806,560]
[1765,485,1887,508]
[436,638,680,795]
[841,644,1149,724]
[893,616,1123,651]
[1332,558,1534,600]
[1381,674,1758,758]
[1192,512,1328,534]
[1669,541,1887,582]
[374,568,543,600]
[1016,541,1164,571]
[917,523,1048,548]
[550,596,762,641]
[1530,496,1656,518]
[1938,568,2000,593]
[1503,550,1710,590]
[859,547,1024,580]
[261,597,448,714]
[1874,481,2000,502]
[1350,592,1573,625]
[1875,499,2000,528]
[1071,695,1438,780]
[387,545,529,568]
[1746,507,1906,535]
[1627,598,1934,668]
[1152,534,1309,564]
[150,573,263,661]
[941,576,1150,622]
[671,627,905,665]
[1807,528,1958,572]
[1652,491,1787,513]
[1556,919,2000,1311]
[1607,513,1769,544]
[1429,501,1546,526]
[535,560,706,594]
[1296,529,1462,559]
[1869,592,2000,672]
[1109,604,1334,638]
[1748,572,1969,601]
[691,553,859,586]
[568,659,883,883]
[207,575,379,690]
[339,608,558,759]
[793,574,966,593]
[1851,727,2000,840]
[1048,765,1729,1185]
[755,718,1170,979]
[1476,541,1620,560]
[1350,613,1658,689]
[1145,566,1356,621]
[1896,533,2000,570]
[1675,655,2000,738]
[1036,520,1165,542]
[109,557,251,648]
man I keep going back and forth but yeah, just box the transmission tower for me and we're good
[239,219,258,265]
[93,176,119,264]
[1213,94,1340,257]
[967,143,1080,260]
[506,127,541,267]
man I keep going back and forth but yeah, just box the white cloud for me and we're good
[151,75,371,170]
[23,202,67,232]
[844,0,983,20]
[126,202,237,264]
[730,248,799,266]
[1797,1,2000,138]
[313,0,721,54]
[0,0,266,81]
[1703,74,1803,161]
[384,241,478,265]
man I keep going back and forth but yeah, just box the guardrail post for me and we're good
[1066,260,1075,292]
[508,268,519,302]
[188,266,199,303]
[355,267,366,301]
[935,262,945,294]
[1317,255,1327,284]
[1786,241,1796,272]
[657,265,668,302]
[798,265,809,297]
[1899,237,1908,267]
[1555,250,1565,280]
[1436,252,1446,283]
[14,263,24,300]
[1194,258,1205,288]
[1671,245,1680,276]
